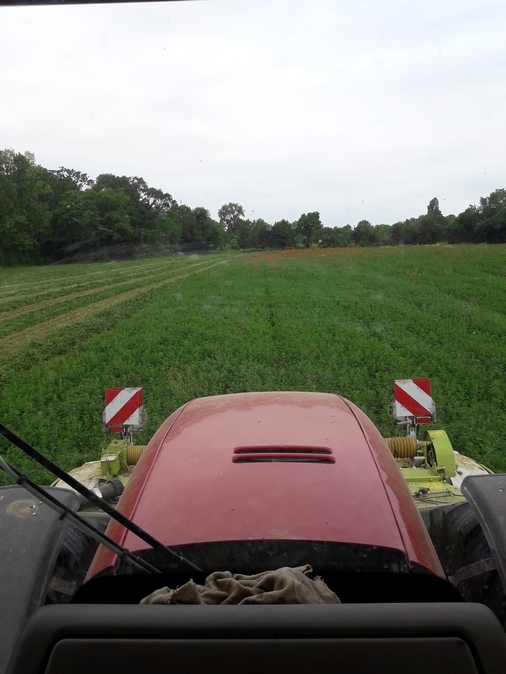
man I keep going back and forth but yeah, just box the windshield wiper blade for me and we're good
[0,454,160,574]
[0,423,202,573]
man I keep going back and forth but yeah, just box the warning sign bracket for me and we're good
[103,388,146,443]
[393,379,436,438]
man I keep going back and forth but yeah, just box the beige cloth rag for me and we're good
[140,565,340,605]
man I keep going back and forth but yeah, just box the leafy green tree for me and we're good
[52,190,89,246]
[353,220,377,246]
[320,226,355,247]
[479,189,506,217]
[447,190,506,244]
[0,153,18,263]
[391,218,419,245]
[271,219,295,248]
[157,212,182,246]
[53,167,93,191]
[373,224,393,246]
[85,188,132,249]
[336,224,353,247]
[92,174,174,245]
[0,150,51,264]
[416,197,444,244]
[35,166,94,259]
[189,207,222,248]
[172,205,198,246]
[236,219,255,248]
[245,218,269,248]
[477,189,506,243]
[218,202,245,234]
[390,221,405,245]
[296,212,323,247]
[320,227,337,248]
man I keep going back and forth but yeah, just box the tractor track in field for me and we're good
[0,260,212,320]
[0,260,227,356]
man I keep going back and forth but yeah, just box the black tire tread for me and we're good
[45,520,105,605]
[443,502,506,628]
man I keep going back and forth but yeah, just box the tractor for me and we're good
[1,381,506,674]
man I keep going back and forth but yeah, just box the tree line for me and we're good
[1,149,505,265]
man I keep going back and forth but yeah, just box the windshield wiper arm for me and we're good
[0,423,202,573]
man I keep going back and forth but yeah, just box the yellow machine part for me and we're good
[423,429,456,477]
[383,436,418,459]
[126,445,146,465]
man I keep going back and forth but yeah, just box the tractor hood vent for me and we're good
[232,446,335,464]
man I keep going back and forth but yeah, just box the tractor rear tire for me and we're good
[444,502,506,629]
[45,519,106,605]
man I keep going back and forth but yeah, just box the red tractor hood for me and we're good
[88,392,443,577]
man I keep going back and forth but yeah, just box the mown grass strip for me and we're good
[0,254,185,285]
[0,274,195,340]
[0,286,176,389]
[0,260,226,356]
[0,257,195,306]
[0,259,214,320]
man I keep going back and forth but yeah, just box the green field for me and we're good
[0,244,505,485]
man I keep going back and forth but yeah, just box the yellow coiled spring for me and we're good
[126,445,147,465]
[383,436,418,458]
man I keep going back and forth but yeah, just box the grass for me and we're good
[0,244,504,485]
[0,258,227,351]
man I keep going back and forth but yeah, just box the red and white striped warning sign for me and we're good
[393,379,435,423]
[104,388,143,429]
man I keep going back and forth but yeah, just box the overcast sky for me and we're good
[1,0,505,227]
